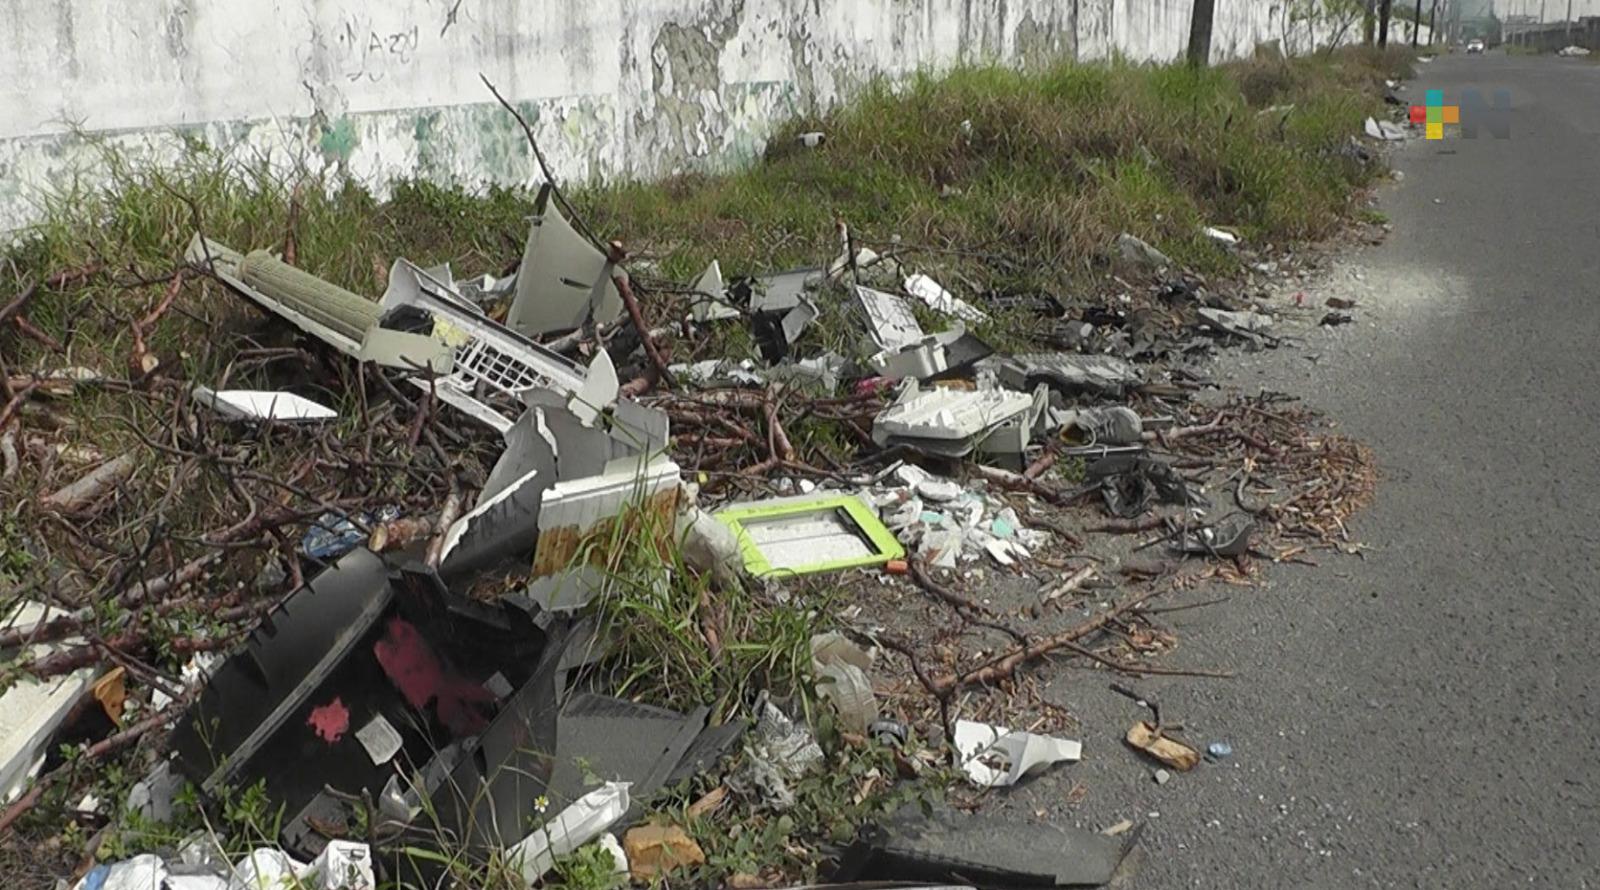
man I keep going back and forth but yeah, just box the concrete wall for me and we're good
[0,0,1406,235]
[1502,16,1600,49]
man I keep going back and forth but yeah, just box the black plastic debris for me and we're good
[994,353,1142,399]
[834,805,1138,888]
[1319,311,1354,327]
[1085,454,1194,519]
[171,549,570,859]
[546,693,737,818]
[986,292,1065,316]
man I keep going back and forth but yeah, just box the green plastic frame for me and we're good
[714,494,906,578]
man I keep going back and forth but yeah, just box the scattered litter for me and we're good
[1088,454,1193,519]
[1153,768,1171,785]
[1363,117,1406,141]
[508,782,632,883]
[596,833,630,878]
[1559,45,1592,56]
[869,719,910,747]
[1320,311,1354,327]
[301,841,374,890]
[1115,232,1172,269]
[1101,819,1136,837]
[729,701,823,811]
[811,633,878,733]
[227,848,306,890]
[954,720,1081,788]
[126,761,184,824]
[1061,406,1143,446]
[74,854,169,890]
[92,666,127,724]
[1198,307,1275,338]
[1169,514,1255,557]
[1207,741,1234,760]
[676,500,746,586]
[797,131,827,147]
[872,378,1043,458]
[1202,226,1239,246]
[1326,296,1357,309]
[623,824,706,881]
[191,387,336,423]
[716,493,905,578]
[994,353,1141,398]
[915,478,962,502]
[1125,720,1200,772]
[298,507,399,561]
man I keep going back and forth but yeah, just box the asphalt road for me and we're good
[1016,53,1600,888]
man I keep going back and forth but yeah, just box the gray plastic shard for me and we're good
[691,260,741,322]
[750,269,823,314]
[994,353,1142,398]
[855,285,925,350]
[185,235,452,374]
[379,257,609,432]
[437,430,558,584]
[506,184,623,337]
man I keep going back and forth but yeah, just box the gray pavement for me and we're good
[1013,52,1600,888]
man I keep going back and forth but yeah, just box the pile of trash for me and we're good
[0,116,1379,889]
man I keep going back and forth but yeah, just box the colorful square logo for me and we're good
[1410,89,1459,141]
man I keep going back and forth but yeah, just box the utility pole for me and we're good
[1379,0,1394,46]
[1567,0,1574,38]
[1187,0,1215,66]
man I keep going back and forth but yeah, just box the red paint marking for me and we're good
[372,616,494,736]
[1408,105,1426,124]
[307,696,350,743]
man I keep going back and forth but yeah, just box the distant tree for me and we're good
[1379,0,1395,45]
[1284,0,1369,52]
[1188,0,1216,66]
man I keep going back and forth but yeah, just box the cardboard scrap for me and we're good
[624,824,706,880]
[92,667,128,725]
[1125,720,1199,772]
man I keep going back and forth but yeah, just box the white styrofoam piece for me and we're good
[195,389,336,422]
[954,719,1081,788]
[903,274,988,323]
[873,381,1033,442]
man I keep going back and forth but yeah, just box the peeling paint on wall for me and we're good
[0,0,1420,235]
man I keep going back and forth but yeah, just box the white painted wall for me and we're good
[0,0,1418,235]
